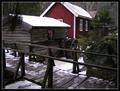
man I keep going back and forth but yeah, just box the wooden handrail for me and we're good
[3,40,117,57]
[3,47,118,71]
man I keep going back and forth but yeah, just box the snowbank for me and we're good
[5,80,41,89]
[54,57,87,75]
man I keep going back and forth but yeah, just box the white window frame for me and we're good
[85,20,88,31]
[80,19,83,31]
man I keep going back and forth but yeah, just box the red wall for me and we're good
[44,3,74,38]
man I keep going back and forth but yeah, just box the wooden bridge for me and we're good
[5,55,115,89]
[2,41,118,89]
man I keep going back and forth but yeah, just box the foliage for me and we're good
[78,9,115,51]
[86,36,117,66]
[98,9,113,24]
[78,35,89,51]
[90,9,117,39]
[3,2,42,31]
[3,2,42,16]
[77,30,97,51]
[85,34,117,81]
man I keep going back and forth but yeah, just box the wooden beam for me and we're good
[47,48,54,88]
[14,56,22,80]
[13,43,17,57]
[3,41,117,57]
[2,49,6,88]
[20,53,25,78]
[72,52,80,73]
[29,46,33,61]
[3,49,6,68]
[43,48,54,88]
[3,47,117,71]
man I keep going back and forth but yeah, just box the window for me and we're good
[85,20,88,31]
[80,19,83,31]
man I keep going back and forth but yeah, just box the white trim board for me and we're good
[40,2,92,19]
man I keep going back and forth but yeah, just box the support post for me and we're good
[47,48,54,88]
[72,52,76,73]
[20,53,25,78]
[72,39,80,73]
[72,52,79,73]
[14,57,21,80]
[3,49,6,68]
[2,49,6,88]
[42,48,54,88]
[75,52,80,72]
[29,46,32,61]
[14,43,17,57]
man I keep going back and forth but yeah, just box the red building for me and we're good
[41,2,92,39]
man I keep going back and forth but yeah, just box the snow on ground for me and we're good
[25,56,29,63]
[5,52,14,59]
[5,80,41,89]
[54,57,86,75]
[5,49,87,89]
[5,49,87,76]
[5,50,15,68]
[6,63,13,68]
[4,49,115,89]
[6,49,86,71]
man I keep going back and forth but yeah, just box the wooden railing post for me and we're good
[42,48,54,88]
[14,43,17,57]
[75,52,80,72]
[14,52,25,80]
[29,46,36,62]
[2,49,6,88]
[29,46,34,61]
[47,48,54,88]
[14,56,21,80]
[20,52,25,78]
[72,52,79,73]
[3,49,6,69]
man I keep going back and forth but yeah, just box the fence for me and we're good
[2,40,118,88]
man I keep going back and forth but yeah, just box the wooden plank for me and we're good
[66,75,88,89]
[76,76,91,88]
[55,76,76,88]
[2,30,31,45]
[31,29,48,42]
[54,30,66,39]
[52,71,75,88]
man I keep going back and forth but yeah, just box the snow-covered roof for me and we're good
[21,15,70,28]
[40,2,92,19]
[8,14,70,30]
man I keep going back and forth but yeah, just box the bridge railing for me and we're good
[2,40,118,88]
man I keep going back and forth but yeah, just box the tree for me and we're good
[90,9,116,39]
[77,8,118,85]
[2,2,42,17]
[2,2,43,31]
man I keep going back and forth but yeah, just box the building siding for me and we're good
[44,3,74,38]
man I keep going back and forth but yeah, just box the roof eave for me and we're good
[40,2,56,17]
[61,2,78,17]
[78,15,93,20]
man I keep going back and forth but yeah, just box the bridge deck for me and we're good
[4,52,115,89]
